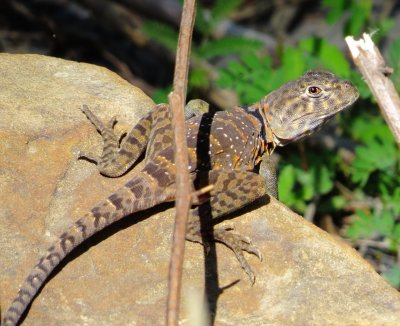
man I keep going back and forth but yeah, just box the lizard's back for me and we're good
[146,108,266,175]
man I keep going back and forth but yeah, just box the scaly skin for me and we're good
[1,70,358,325]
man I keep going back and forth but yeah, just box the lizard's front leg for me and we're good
[259,154,279,199]
[186,170,267,283]
[184,99,209,119]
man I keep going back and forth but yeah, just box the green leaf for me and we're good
[141,21,178,52]
[302,182,315,201]
[296,168,315,201]
[392,224,400,242]
[198,37,263,59]
[349,70,371,99]
[351,134,397,186]
[212,0,243,19]
[346,210,375,239]
[330,195,347,210]
[375,18,396,42]
[374,211,395,238]
[278,164,296,205]
[314,164,334,194]
[388,38,400,91]
[322,0,348,24]
[151,86,171,103]
[241,53,267,72]
[351,115,393,144]
[280,47,306,80]
[227,60,250,76]
[216,54,274,103]
[383,265,400,288]
[194,2,211,35]
[189,68,209,89]
[299,38,350,77]
[217,69,234,88]
[388,187,400,215]
[345,0,372,36]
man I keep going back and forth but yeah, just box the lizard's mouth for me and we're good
[294,90,360,124]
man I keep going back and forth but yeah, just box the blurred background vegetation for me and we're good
[1,0,399,288]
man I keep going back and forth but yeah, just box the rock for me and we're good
[1,53,400,325]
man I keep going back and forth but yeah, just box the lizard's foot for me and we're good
[79,105,129,176]
[80,105,120,151]
[214,227,262,284]
[186,222,262,284]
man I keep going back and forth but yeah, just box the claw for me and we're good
[186,222,262,284]
[213,228,261,284]
[247,246,263,261]
[234,250,255,284]
[107,116,117,128]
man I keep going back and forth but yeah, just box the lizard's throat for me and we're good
[246,98,277,152]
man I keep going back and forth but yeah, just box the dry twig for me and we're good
[166,0,196,325]
[345,33,400,144]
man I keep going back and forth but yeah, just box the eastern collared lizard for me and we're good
[1,70,359,325]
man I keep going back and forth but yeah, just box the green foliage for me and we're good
[323,0,395,46]
[344,113,400,286]
[151,86,171,104]
[349,115,399,186]
[195,0,242,36]
[278,154,335,213]
[141,21,178,52]
[323,0,394,38]
[299,38,350,77]
[345,210,379,239]
[384,265,400,288]
[196,37,263,59]
[141,0,263,94]
[323,0,351,24]
[217,53,274,103]
[346,209,397,242]
[388,39,400,92]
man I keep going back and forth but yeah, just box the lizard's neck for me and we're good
[244,96,275,151]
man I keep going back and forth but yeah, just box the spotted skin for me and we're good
[2,71,358,325]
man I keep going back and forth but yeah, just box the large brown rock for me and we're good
[1,54,399,325]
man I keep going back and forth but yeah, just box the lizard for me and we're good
[1,70,358,325]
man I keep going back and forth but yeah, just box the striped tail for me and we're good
[2,173,173,326]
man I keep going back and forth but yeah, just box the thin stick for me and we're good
[166,1,196,325]
[345,33,400,144]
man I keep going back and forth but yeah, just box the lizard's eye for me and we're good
[306,86,322,97]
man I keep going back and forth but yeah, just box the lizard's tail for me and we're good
[2,173,174,326]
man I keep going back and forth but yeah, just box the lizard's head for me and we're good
[261,70,359,146]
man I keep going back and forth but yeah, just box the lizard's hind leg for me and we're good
[79,104,153,177]
[186,170,267,283]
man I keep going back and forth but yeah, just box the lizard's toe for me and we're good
[213,227,261,283]
[106,116,118,129]
[77,151,100,164]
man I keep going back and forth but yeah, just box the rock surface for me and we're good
[1,53,400,325]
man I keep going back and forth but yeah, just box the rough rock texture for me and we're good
[1,53,400,325]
